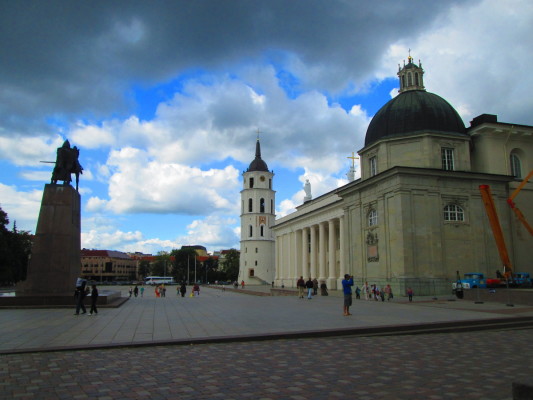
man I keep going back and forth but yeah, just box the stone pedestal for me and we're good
[17,184,81,296]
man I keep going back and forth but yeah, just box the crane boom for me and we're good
[479,184,512,278]
[507,170,533,236]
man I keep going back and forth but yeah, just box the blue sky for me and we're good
[1,0,532,254]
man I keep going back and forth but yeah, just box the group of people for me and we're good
[128,285,145,297]
[74,277,98,315]
[296,276,329,299]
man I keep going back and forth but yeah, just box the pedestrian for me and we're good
[155,286,160,298]
[129,287,133,297]
[180,282,187,297]
[161,284,166,297]
[193,283,200,296]
[342,274,354,316]
[89,284,98,315]
[74,277,88,315]
[355,286,361,299]
[140,286,145,297]
[297,276,305,299]
[362,282,369,300]
[312,278,319,295]
[385,284,393,301]
[379,286,385,302]
[305,277,314,299]
[134,285,139,297]
[320,281,328,296]
[407,287,414,302]
[241,280,245,289]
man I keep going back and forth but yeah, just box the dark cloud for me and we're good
[0,0,462,134]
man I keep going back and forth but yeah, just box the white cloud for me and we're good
[0,184,42,232]
[0,135,64,166]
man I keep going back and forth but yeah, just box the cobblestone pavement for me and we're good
[2,327,532,400]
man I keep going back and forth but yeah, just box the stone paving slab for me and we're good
[1,286,533,354]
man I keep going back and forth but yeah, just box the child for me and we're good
[407,287,414,302]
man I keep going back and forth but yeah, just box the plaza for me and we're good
[1,286,533,399]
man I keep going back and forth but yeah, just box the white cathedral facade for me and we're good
[239,56,532,295]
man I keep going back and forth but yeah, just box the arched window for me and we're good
[415,72,419,86]
[401,75,405,89]
[443,204,464,222]
[260,225,265,237]
[248,198,253,212]
[260,198,265,213]
[249,225,253,237]
[407,72,412,87]
[368,209,378,226]
[510,153,522,179]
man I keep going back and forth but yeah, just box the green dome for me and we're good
[365,90,467,146]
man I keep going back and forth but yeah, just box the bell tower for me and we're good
[238,136,275,286]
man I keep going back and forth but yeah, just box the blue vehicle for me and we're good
[513,273,532,287]
[452,273,487,290]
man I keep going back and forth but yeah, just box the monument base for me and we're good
[0,289,127,308]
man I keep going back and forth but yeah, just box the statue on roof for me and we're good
[303,179,312,202]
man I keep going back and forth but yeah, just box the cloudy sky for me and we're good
[1,0,532,254]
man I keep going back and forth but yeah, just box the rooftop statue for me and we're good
[51,140,84,191]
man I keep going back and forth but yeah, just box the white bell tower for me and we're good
[238,136,275,286]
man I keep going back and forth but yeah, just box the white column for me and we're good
[339,216,346,278]
[318,222,326,280]
[289,231,297,282]
[310,225,317,279]
[302,227,309,278]
[328,219,336,285]
[296,229,303,280]
[274,233,280,281]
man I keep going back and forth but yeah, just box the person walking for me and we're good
[342,274,354,316]
[241,280,245,289]
[74,277,88,315]
[297,276,305,299]
[305,277,314,299]
[89,284,98,315]
[355,286,361,299]
[407,287,414,302]
[312,278,319,295]
[128,287,133,297]
[320,281,328,296]
[384,284,393,301]
[140,286,145,297]
[180,282,187,297]
[133,285,139,297]
[362,282,370,300]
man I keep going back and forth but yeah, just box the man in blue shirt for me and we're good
[342,274,354,316]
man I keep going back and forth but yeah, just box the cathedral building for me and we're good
[271,56,532,295]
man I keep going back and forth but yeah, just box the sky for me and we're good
[1,0,532,255]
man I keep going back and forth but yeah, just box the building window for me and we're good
[407,72,412,87]
[248,198,253,212]
[260,198,265,213]
[443,204,464,222]
[368,209,378,226]
[249,268,255,276]
[255,247,258,253]
[441,148,454,171]
[260,225,265,237]
[269,179,272,189]
[369,156,377,176]
[415,72,419,86]
[270,199,273,213]
[510,153,522,179]
[249,225,253,237]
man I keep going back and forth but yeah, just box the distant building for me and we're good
[181,245,208,257]
[81,249,137,282]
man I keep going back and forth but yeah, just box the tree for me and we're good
[138,259,151,279]
[170,247,198,283]
[0,206,33,285]
[221,249,240,282]
[152,251,170,276]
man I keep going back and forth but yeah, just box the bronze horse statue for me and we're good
[51,140,84,191]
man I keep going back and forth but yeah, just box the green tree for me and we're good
[170,247,197,283]
[138,259,151,279]
[0,207,33,285]
[221,249,240,282]
[152,251,170,276]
